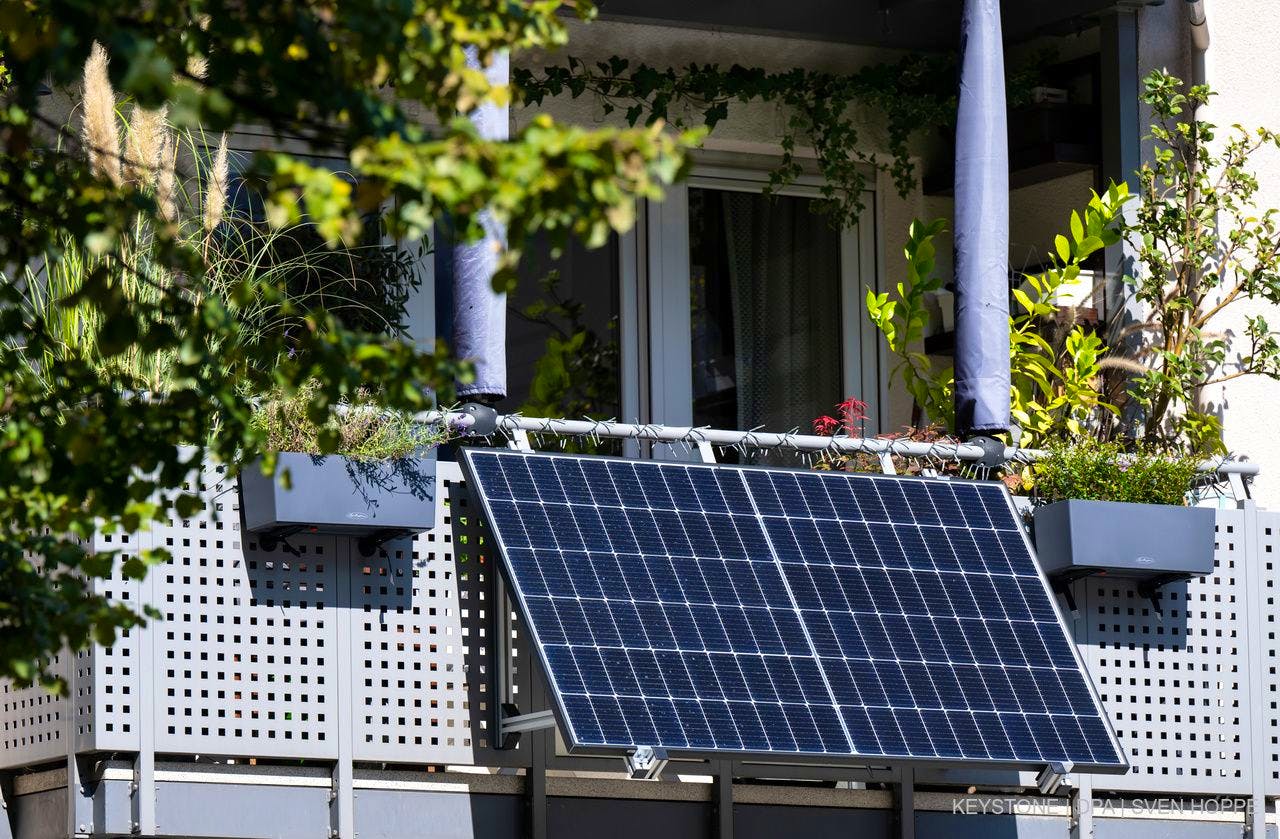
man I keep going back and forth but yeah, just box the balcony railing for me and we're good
[0,421,1271,838]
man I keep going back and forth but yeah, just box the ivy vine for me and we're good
[516,53,1046,227]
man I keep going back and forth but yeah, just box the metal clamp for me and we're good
[624,746,669,781]
[1036,761,1073,795]
[456,402,500,437]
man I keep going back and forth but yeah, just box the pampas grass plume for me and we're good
[156,133,179,224]
[81,42,122,186]
[203,133,229,233]
[125,105,168,188]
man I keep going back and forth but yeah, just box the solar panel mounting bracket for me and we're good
[500,707,557,742]
[623,746,669,781]
[1036,761,1073,795]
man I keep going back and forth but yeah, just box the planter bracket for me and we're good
[1049,568,1098,618]
[257,526,307,556]
[356,528,416,558]
[1136,573,1191,617]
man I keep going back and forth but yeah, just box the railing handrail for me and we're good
[419,410,1261,477]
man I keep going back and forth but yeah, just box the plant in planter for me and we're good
[811,397,980,478]
[240,384,453,555]
[1100,71,1280,453]
[1029,441,1214,594]
[866,184,1128,449]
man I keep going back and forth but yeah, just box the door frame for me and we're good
[620,156,881,457]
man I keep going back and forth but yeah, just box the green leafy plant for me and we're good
[865,218,953,429]
[514,271,621,454]
[17,56,421,393]
[1104,70,1280,453]
[249,382,450,461]
[1032,440,1200,506]
[516,53,1049,228]
[866,183,1131,448]
[0,1,693,689]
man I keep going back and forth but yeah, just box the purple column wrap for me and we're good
[953,0,1011,435]
[452,48,509,401]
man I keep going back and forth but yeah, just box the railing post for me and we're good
[331,538,356,839]
[67,755,93,837]
[0,773,15,839]
[66,652,92,838]
[894,767,914,839]
[1070,775,1093,839]
[1241,501,1268,837]
[712,760,733,839]
[524,655,548,839]
[133,545,158,836]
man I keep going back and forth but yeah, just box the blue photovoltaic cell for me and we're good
[462,449,1126,771]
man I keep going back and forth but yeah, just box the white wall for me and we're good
[1139,1,1280,507]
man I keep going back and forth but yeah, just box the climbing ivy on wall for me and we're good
[516,53,1046,227]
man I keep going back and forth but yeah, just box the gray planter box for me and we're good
[1032,499,1216,583]
[239,453,437,549]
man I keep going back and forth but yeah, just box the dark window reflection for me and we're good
[689,188,845,463]
[501,234,622,454]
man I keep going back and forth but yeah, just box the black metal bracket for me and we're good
[457,402,500,437]
[965,434,1007,469]
[1136,573,1191,617]
[1050,568,1099,618]
[256,526,306,555]
[356,528,415,558]
[497,701,524,751]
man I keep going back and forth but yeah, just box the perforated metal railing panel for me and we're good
[0,653,67,769]
[1074,506,1260,795]
[347,472,512,764]
[3,457,530,769]
[1260,510,1280,792]
[0,458,1274,800]
[83,531,145,754]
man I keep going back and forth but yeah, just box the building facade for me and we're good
[5,3,1280,839]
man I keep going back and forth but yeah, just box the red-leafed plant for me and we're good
[811,396,869,438]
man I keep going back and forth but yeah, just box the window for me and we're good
[419,157,880,458]
[500,234,621,424]
[627,162,880,457]
[688,186,844,436]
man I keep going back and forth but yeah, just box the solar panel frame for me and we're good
[460,448,1128,774]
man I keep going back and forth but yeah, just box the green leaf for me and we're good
[1054,235,1071,263]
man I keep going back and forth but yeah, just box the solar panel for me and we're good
[461,449,1126,772]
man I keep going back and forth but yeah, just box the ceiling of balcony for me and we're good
[593,0,1160,50]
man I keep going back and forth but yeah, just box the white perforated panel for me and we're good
[1077,507,1253,794]
[11,456,1271,802]
[0,456,526,769]
[445,467,531,766]
[0,653,67,769]
[79,532,145,753]
[1259,510,1280,792]
[350,511,473,761]
[0,535,137,768]
[147,460,339,757]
